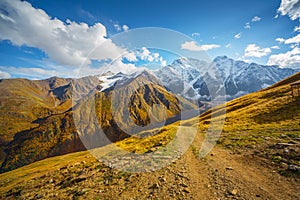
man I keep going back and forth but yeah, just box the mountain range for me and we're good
[155,56,298,100]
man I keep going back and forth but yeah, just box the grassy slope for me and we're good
[197,75,300,148]
[0,151,92,194]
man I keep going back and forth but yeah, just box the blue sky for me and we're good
[0,0,300,79]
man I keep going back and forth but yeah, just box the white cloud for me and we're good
[139,47,151,61]
[225,43,232,48]
[244,22,251,29]
[234,32,242,39]
[267,47,300,68]
[104,58,139,74]
[271,45,280,49]
[275,33,300,45]
[191,32,200,37]
[199,44,221,50]
[244,16,261,30]
[114,24,122,31]
[277,0,300,20]
[285,33,300,44]
[122,25,129,32]
[294,25,300,32]
[0,66,65,79]
[0,0,128,68]
[181,41,220,51]
[0,70,11,79]
[159,57,166,66]
[244,44,271,58]
[251,16,261,22]
[134,47,167,66]
[123,51,138,62]
[276,38,285,43]
[153,53,160,61]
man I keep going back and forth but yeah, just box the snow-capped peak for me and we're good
[98,72,126,92]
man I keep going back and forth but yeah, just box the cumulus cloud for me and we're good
[122,25,129,32]
[181,41,220,51]
[139,47,152,61]
[123,51,138,62]
[244,23,251,29]
[273,34,300,66]
[225,43,232,48]
[114,24,122,31]
[191,32,200,37]
[251,16,261,22]
[271,45,280,49]
[244,44,271,58]
[114,24,129,32]
[160,57,167,66]
[277,0,300,20]
[103,58,139,74]
[0,65,65,79]
[123,47,167,67]
[0,0,128,68]
[275,34,300,45]
[285,33,300,44]
[137,47,167,66]
[267,47,300,68]
[0,70,11,79]
[244,16,261,30]
[234,32,242,39]
[294,25,300,32]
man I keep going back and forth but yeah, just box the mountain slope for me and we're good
[0,71,198,172]
[0,76,99,141]
[0,76,100,167]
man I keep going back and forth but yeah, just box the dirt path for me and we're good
[183,147,299,200]
[182,149,213,199]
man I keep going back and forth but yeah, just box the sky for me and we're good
[0,0,300,79]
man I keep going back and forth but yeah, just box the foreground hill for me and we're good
[0,73,299,199]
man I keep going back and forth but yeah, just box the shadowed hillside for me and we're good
[0,76,100,168]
